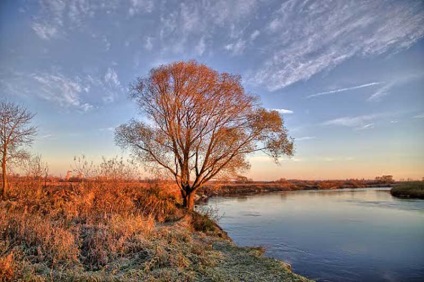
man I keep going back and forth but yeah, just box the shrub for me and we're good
[391,182,424,199]
[191,212,220,233]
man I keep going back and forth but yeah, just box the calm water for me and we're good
[205,188,424,281]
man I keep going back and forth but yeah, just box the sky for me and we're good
[0,0,423,180]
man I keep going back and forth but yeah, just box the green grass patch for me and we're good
[390,182,424,199]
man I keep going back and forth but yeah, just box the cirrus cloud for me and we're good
[271,108,294,114]
[32,72,93,112]
[250,0,424,91]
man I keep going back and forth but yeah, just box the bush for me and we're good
[391,182,424,199]
[191,212,221,234]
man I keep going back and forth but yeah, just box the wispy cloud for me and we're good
[31,0,66,40]
[99,127,115,132]
[102,36,111,51]
[225,39,247,55]
[307,72,424,102]
[144,37,153,51]
[32,0,90,40]
[32,23,58,40]
[39,134,54,140]
[0,71,35,98]
[368,73,424,101]
[104,68,120,88]
[2,67,125,111]
[160,0,259,55]
[195,37,206,55]
[207,0,259,26]
[31,0,125,40]
[271,108,294,115]
[307,82,381,98]
[250,30,260,41]
[367,83,394,101]
[296,136,316,141]
[32,72,93,112]
[250,1,424,91]
[87,67,124,104]
[25,0,424,94]
[355,123,374,131]
[322,113,387,129]
[129,0,154,16]
[414,113,424,119]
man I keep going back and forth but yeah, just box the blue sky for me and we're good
[1,0,423,180]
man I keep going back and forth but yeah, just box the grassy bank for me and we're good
[390,182,424,199]
[0,182,311,281]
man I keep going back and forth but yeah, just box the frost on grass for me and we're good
[0,182,311,281]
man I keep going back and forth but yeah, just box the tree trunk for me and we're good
[182,190,195,210]
[1,159,7,199]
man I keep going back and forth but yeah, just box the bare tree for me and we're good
[99,156,140,181]
[115,61,293,209]
[22,154,49,180]
[0,101,37,198]
[71,155,97,180]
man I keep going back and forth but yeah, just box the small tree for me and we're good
[115,61,293,209]
[71,155,97,181]
[22,154,49,180]
[99,156,140,181]
[0,101,37,198]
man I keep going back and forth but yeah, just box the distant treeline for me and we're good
[5,174,396,187]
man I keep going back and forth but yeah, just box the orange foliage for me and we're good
[116,61,293,209]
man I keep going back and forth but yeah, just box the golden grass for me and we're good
[1,181,182,280]
[1,180,311,281]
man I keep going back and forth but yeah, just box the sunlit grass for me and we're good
[0,181,310,281]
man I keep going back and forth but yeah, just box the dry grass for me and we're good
[1,181,181,280]
[0,181,311,281]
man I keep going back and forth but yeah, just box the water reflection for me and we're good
[236,196,248,202]
[279,193,288,201]
[206,188,424,282]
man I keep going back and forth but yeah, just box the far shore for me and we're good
[198,179,395,200]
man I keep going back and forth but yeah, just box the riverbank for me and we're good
[198,179,393,199]
[0,182,311,281]
[390,182,424,199]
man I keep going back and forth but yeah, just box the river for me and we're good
[204,188,424,281]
